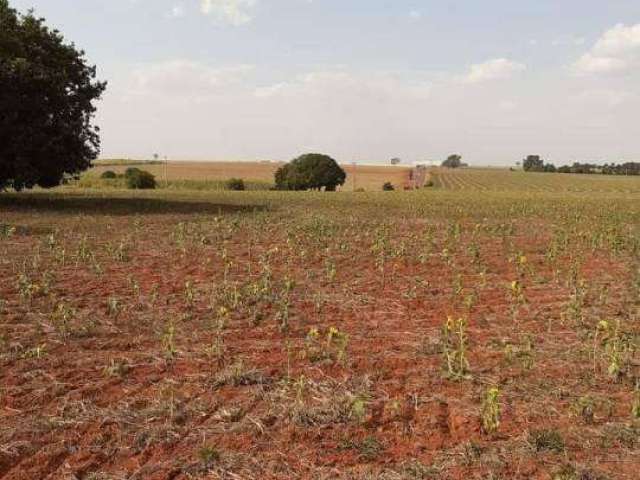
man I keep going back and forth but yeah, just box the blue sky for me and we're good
[12,0,640,165]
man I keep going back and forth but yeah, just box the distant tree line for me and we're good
[522,155,640,175]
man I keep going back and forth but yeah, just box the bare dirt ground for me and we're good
[2,178,640,479]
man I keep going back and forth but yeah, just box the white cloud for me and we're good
[498,100,518,111]
[573,23,640,75]
[200,0,257,26]
[459,58,526,84]
[551,35,586,47]
[253,70,432,101]
[124,60,254,100]
[167,4,186,18]
[571,89,635,109]
[573,54,628,74]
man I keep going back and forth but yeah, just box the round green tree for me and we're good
[0,1,106,191]
[275,153,346,191]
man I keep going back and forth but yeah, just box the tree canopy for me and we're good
[0,0,106,191]
[442,154,466,168]
[275,153,346,191]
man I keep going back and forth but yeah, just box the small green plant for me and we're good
[198,445,221,469]
[481,387,500,434]
[338,436,383,461]
[350,397,368,423]
[0,224,16,238]
[528,429,564,453]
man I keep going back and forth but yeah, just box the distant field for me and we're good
[90,160,413,191]
[432,167,640,193]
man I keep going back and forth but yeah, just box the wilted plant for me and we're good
[304,326,349,365]
[162,320,178,359]
[508,280,526,321]
[595,319,633,381]
[481,387,500,434]
[632,381,640,419]
[107,297,120,318]
[51,301,75,339]
[442,316,470,380]
[184,280,195,309]
[276,277,295,332]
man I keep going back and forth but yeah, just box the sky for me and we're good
[11,0,640,166]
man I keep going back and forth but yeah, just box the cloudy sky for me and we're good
[12,0,640,165]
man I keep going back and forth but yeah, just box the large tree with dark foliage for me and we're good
[522,155,545,172]
[0,0,106,191]
[442,154,464,168]
[275,153,346,191]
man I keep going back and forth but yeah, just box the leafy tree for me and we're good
[522,155,545,172]
[275,153,346,191]
[0,1,106,191]
[442,154,464,168]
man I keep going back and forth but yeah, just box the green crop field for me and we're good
[3,167,640,479]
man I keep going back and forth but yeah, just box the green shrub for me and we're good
[226,178,245,191]
[382,182,395,191]
[124,167,143,179]
[528,429,564,453]
[126,170,156,189]
[100,170,117,179]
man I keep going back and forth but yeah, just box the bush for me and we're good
[126,169,156,189]
[226,178,245,191]
[382,182,395,191]
[100,170,117,179]
[124,167,143,178]
[275,153,346,191]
